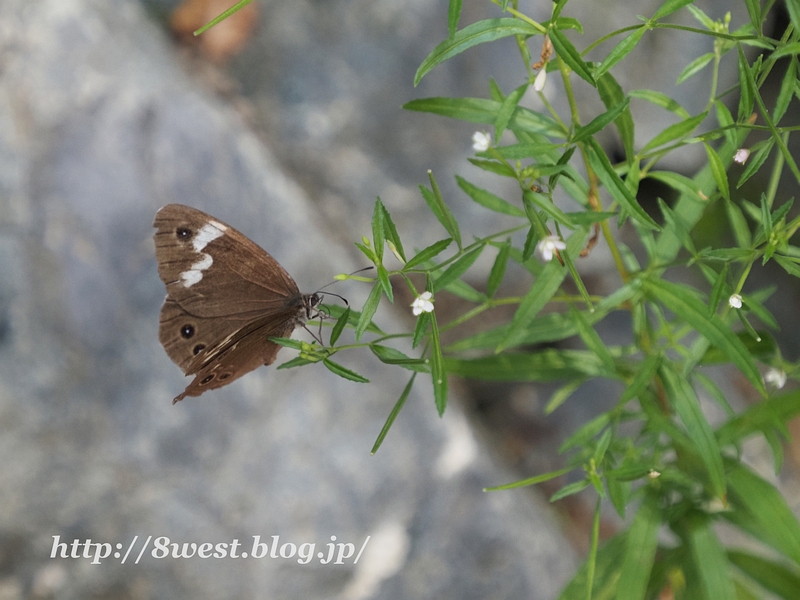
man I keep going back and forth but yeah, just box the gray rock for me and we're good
[0,1,576,598]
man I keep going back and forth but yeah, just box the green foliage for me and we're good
[205,0,800,596]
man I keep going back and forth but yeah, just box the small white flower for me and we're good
[472,131,491,152]
[765,368,787,389]
[536,235,566,262]
[648,469,661,479]
[734,148,750,164]
[411,291,434,316]
[533,68,547,92]
[728,294,743,309]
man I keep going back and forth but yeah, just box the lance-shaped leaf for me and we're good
[548,27,596,86]
[323,358,369,383]
[640,113,707,155]
[659,365,726,500]
[593,28,646,81]
[642,278,766,396]
[456,176,525,217]
[433,245,484,292]
[403,238,453,271]
[586,138,660,231]
[496,229,589,353]
[415,18,541,85]
[420,172,461,249]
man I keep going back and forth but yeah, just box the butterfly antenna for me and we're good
[316,266,374,298]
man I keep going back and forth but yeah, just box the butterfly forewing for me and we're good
[153,204,315,403]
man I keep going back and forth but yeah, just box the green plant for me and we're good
[205,0,800,597]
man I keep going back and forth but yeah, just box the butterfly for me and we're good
[153,204,320,403]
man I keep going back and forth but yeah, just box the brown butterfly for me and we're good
[153,204,321,403]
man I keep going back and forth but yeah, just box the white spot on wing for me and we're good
[191,253,213,271]
[180,253,214,287]
[181,270,202,287]
[193,222,225,252]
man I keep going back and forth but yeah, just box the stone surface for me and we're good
[0,1,577,598]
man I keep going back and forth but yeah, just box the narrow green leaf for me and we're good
[419,185,460,251]
[404,238,453,271]
[773,59,796,124]
[496,230,587,353]
[447,0,462,38]
[269,337,304,351]
[785,0,800,41]
[742,0,762,31]
[549,27,596,86]
[355,240,378,264]
[652,0,694,20]
[561,413,610,452]
[629,89,691,118]
[466,158,518,178]
[618,353,661,405]
[705,142,730,201]
[456,176,525,216]
[442,278,486,302]
[377,264,394,302]
[372,373,417,454]
[642,278,766,396]
[676,52,714,84]
[323,358,369,383]
[616,494,661,600]
[356,283,383,341]
[446,349,610,382]
[738,49,755,121]
[403,97,565,138]
[371,344,429,372]
[544,378,586,414]
[725,461,800,565]
[640,113,707,155]
[771,42,800,61]
[276,355,319,369]
[415,19,541,85]
[490,141,562,160]
[699,330,776,365]
[412,310,431,349]
[597,73,636,162]
[193,0,253,35]
[736,139,774,188]
[586,138,660,230]
[687,515,736,600]
[325,303,384,335]
[565,211,618,225]
[572,98,631,144]
[522,225,537,261]
[329,306,350,346]
[372,198,386,262]
[487,241,510,297]
[433,246,484,292]
[646,170,700,197]
[570,305,615,372]
[660,365,727,499]
[550,479,591,502]
[594,28,646,80]
[728,550,800,599]
[724,198,752,249]
[379,200,406,262]
[523,190,576,228]
[708,264,729,317]
[774,254,800,278]
[430,313,448,415]
[494,83,528,142]
[485,466,573,491]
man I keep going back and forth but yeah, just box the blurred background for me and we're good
[0,0,798,598]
